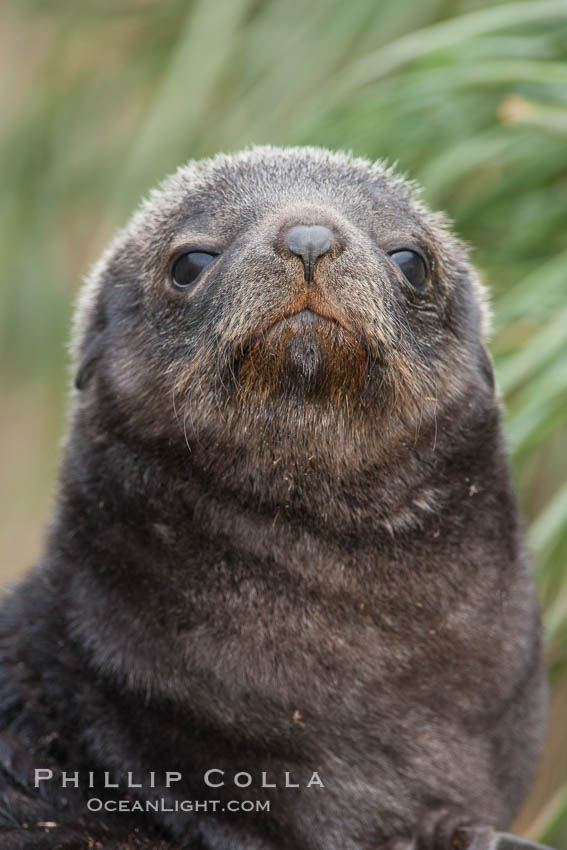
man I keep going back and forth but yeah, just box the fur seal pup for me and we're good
[0,146,546,850]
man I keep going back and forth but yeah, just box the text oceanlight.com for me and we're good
[86,798,271,814]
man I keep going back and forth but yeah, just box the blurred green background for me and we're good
[1,0,567,844]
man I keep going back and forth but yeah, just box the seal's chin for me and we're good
[236,308,368,401]
[269,310,332,391]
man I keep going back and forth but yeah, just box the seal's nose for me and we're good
[286,224,333,284]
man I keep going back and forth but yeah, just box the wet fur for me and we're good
[0,146,546,849]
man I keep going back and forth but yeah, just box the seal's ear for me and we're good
[478,344,495,393]
[75,330,106,390]
[74,300,107,391]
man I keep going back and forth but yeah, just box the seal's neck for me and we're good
[58,386,505,554]
[41,395,517,715]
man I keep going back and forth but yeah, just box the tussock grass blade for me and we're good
[505,355,567,456]
[340,0,567,88]
[496,308,567,395]
[495,250,567,324]
[508,100,567,134]
[114,0,257,216]
[531,479,567,565]
[524,781,567,845]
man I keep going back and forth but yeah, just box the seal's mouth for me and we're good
[263,307,347,338]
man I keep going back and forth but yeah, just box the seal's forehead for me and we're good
[155,145,418,220]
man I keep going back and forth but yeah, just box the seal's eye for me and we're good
[171,251,216,289]
[388,249,428,291]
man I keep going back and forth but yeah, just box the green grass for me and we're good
[1,0,567,843]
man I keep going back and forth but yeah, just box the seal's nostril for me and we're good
[286,224,333,284]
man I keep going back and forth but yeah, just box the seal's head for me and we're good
[73,146,493,469]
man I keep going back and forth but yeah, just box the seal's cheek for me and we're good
[90,331,184,439]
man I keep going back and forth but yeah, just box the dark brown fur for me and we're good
[0,147,546,849]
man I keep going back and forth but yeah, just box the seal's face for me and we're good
[74,146,492,458]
